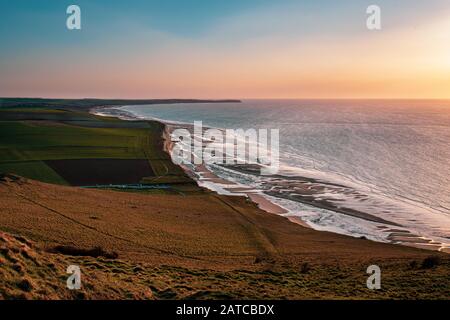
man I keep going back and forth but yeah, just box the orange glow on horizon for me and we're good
[1,12,450,100]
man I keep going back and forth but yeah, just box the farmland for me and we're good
[0,106,194,189]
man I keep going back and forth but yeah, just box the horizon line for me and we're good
[2,96,450,101]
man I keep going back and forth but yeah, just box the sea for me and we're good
[98,99,450,251]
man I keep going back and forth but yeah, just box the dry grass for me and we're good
[0,176,449,299]
[1,230,449,300]
[47,245,119,260]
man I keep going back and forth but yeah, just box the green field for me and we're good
[0,107,193,188]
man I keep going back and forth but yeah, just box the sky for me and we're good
[0,0,450,99]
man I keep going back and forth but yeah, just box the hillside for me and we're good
[0,175,449,299]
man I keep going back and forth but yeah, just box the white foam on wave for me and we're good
[275,164,450,245]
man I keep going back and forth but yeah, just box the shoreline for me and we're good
[160,120,316,227]
[2,100,450,299]
[91,105,449,254]
[90,105,284,214]
[161,124,296,216]
[94,104,314,230]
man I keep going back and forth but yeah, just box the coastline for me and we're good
[94,104,310,226]
[161,124,306,221]
[91,105,450,254]
[1,102,450,299]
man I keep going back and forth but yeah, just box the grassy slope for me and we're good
[1,229,448,300]
[0,176,449,300]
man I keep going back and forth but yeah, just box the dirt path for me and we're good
[211,195,279,264]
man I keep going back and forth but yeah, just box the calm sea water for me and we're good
[116,100,450,247]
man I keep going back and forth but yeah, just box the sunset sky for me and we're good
[1,0,449,99]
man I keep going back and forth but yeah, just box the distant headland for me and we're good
[0,98,242,111]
